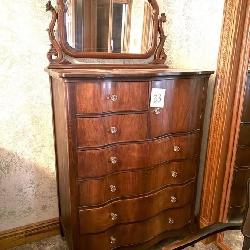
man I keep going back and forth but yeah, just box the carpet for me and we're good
[10,231,243,250]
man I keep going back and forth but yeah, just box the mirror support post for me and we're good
[152,13,167,65]
[46,1,69,64]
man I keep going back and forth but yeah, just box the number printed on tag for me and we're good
[150,88,166,108]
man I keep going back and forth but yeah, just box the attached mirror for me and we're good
[64,0,154,54]
[56,0,161,59]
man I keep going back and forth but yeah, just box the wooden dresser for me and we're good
[48,67,212,250]
[229,71,250,220]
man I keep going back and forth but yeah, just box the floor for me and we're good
[10,231,243,250]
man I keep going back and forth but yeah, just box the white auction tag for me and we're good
[150,88,166,108]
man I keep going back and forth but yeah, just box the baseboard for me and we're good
[199,217,216,244]
[0,218,60,250]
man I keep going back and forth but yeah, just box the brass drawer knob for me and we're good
[110,235,117,244]
[173,145,181,152]
[110,185,117,192]
[109,127,118,134]
[170,196,177,203]
[111,212,118,221]
[171,171,178,178]
[153,107,161,115]
[168,217,174,224]
[110,156,118,165]
[107,94,118,102]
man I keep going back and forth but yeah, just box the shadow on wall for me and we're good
[0,0,59,234]
[0,148,58,232]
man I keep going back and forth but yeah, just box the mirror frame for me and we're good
[56,0,161,60]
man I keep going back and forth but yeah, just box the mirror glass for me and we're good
[227,68,250,223]
[64,0,154,54]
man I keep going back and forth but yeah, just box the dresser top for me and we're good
[47,67,213,79]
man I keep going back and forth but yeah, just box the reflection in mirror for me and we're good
[228,69,250,223]
[64,0,154,54]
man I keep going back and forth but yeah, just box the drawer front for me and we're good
[228,206,246,221]
[75,81,149,114]
[79,182,194,233]
[230,185,247,208]
[232,167,250,188]
[149,78,206,137]
[77,113,147,148]
[238,124,250,146]
[79,205,192,249]
[149,133,200,164]
[77,133,200,178]
[78,159,197,207]
[235,146,250,166]
[241,76,250,122]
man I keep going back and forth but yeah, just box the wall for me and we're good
[161,0,224,69]
[0,0,224,232]
[0,0,57,231]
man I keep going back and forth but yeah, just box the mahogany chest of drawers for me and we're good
[229,71,250,220]
[48,68,212,250]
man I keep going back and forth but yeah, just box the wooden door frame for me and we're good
[199,0,250,249]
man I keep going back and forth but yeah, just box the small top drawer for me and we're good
[75,81,149,114]
[149,78,206,137]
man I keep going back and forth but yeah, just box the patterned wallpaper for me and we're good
[0,0,224,231]
[160,0,224,69]
[0,0,57,231]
